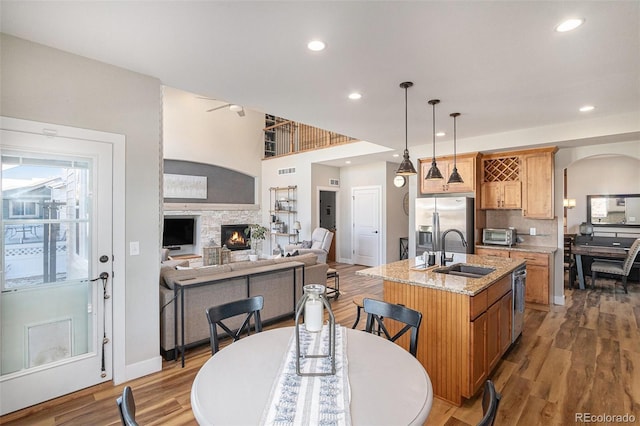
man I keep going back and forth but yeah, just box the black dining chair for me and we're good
[205,295,264,355]
[477,380,501,426]
[363,298,422,357]
[591,238,640,294]
[564,234,577,288]
[116,386,139,426]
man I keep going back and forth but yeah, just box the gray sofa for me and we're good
[159,253,328,360]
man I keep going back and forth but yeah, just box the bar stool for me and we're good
[351,294,381,329]
[326,268,340,299]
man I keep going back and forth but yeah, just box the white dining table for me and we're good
[191,326,433,425]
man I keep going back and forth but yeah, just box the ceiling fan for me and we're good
[198,96,246,117]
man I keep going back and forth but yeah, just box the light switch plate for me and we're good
[529,228,536,236]
[130,241,140,256]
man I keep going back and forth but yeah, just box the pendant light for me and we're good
[425,99,443,180]
[447,112,464,184]
[396,81,417,176]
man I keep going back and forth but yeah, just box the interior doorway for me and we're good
[319,189,337,262]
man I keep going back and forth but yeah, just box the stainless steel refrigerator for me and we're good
[415,196,474,256]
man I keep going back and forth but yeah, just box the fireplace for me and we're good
[221,224,251,251]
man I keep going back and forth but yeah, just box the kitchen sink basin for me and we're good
[432,264,495,279]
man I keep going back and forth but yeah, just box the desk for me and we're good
[191,327,433,425]
[572,244,628,289]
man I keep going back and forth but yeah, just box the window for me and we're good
[9,200,39,218]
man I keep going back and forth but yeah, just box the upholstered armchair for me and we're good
[285,227,334,263]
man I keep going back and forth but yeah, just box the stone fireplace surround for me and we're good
[164,207,261,262]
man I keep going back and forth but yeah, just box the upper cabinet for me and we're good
[480,155,521,210]
[521,148,557,219]
[479,147,556,218]
[419,153,478,194]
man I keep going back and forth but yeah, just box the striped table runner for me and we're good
[260,325,351,425]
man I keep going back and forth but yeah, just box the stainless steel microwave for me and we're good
[482,228,517,246]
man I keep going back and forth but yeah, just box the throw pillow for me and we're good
[301,240,312,249]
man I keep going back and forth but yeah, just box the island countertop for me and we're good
[356,253,525,296]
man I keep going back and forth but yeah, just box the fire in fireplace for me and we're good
[221,224,251,251]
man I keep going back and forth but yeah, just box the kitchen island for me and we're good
[357,253,525,405]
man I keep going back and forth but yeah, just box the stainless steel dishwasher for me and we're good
[512,264,527,342]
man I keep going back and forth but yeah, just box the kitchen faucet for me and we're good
[440,228,467,266]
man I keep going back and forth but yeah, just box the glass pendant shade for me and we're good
[396,81,417,176]
[447,112,464,184]
[426,99,443,180]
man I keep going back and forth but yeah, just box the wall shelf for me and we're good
[269,185,298,253]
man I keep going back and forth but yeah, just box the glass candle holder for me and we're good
[303,284,324,332]
[293,284,336,376]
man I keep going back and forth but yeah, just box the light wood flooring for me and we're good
[2,263,639,425]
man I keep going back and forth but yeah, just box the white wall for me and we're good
[163,86,264,180]
[553,139,640,305]
[311,163,340,226]
[565,154,640,234]
[338,162,388,263]
[1,34,162,379]
[386,162,409,262]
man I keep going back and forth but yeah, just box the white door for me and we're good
[352,186,381,266]
[0,125,113,414]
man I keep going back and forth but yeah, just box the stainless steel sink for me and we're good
[432,264,495,279]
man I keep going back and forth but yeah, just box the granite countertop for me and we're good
[356,253,525,296]
[475,244,557,254]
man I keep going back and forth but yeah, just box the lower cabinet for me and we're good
[384,274,515,406]
[470,287,513,396]
[476,247,550,305]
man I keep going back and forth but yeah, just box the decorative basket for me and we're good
[203,246,222,266]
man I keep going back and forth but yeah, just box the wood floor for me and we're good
[2,263,639,425]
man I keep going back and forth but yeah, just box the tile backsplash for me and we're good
[485,210,557,247]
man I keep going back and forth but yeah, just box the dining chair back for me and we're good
[477,380,501,426]
[363,298,422,357]
[206,295,264,355]
[116,386,139,426]
[591,238,640,294]
[564,234,576,288]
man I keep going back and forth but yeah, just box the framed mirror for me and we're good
[586,194,640,227]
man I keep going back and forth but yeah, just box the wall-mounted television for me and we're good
[163,217,196,247]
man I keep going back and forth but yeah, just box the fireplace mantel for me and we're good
[164,203,260,211]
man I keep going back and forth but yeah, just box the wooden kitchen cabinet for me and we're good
[470,312,488,394]
[510,251,549,304]
[420,153,477,194]
[480,154,522,210]
[475,247,510,258]
[384,271,517,405]
[480,181,521,209]
[477,247,550,305]
[521,148,557,219]
[467,275,512,398]
[499,291,513,354]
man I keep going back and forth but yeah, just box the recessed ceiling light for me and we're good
[436,132,446,137]
[579,105,595,112]
[345,160,351,164]
[348,92,362,100]
[392,154,400,158]
[307,40,326,51]
[555,18,585,32]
